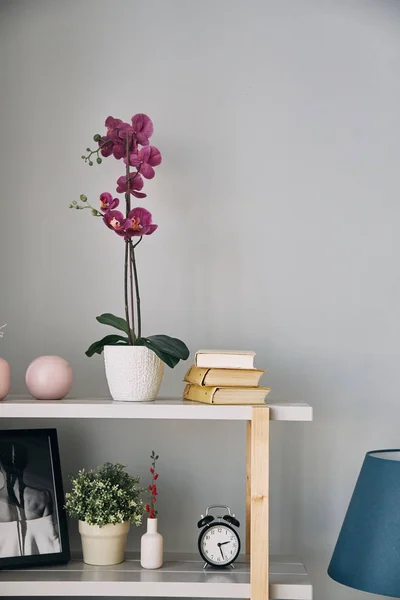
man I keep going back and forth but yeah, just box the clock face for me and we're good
[199,523,240,566]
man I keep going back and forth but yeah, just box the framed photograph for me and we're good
[0,428,70,569]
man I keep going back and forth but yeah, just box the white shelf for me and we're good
[0,397,312,421]
[0,554,312,599]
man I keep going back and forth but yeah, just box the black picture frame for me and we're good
[0,428,70,569]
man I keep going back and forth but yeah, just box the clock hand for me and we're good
[219,541,230,546]
[219,545,225,559]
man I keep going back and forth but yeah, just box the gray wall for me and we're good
[1,1,400,598]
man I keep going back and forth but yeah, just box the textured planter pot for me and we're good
[104,346,164,402]
[0,358,10,400]
[79,520,130,566]
[141,518,163,569]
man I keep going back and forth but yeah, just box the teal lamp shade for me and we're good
[328,450,400,597]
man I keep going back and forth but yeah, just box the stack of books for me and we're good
[183,350,270,405]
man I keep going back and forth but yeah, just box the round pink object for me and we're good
[0,358,11,400]
[26,356,73,400]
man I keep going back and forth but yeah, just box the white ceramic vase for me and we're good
[104,346,164,402]
[141,518,163,569]
[79,520,130,566]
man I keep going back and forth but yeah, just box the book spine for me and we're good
[183,384,215,404]
[183,366,209,386]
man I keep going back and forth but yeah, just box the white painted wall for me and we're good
[1,0,400,598]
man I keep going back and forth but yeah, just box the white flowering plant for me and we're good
[65,462,144,527]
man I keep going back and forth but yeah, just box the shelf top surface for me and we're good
[0,554,312,598]
[0,396,312,421]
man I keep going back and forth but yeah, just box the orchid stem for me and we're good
[130,237,142,339]
[124,241,133,345]
[84,138,111,162]
[129,242,136,343]
[125,137,135,343]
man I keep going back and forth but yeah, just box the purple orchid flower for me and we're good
[131,114,154,146]
[116,173,147,199]
[103,210,132,237]
[99,135,125,160]
[98,136,114,157]
[99,192,119,212]
[125,146,162,179]
[118,123,136,144]
[125,207,158,238]
[98,116,129,159]
[111,140,126,160]
[105,116,123,138]
[98,114,154,158]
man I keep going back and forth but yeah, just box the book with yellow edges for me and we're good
[195,350,255,369]
[183,383,271,405]
[184,365,265,387]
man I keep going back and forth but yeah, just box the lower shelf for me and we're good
[0,553,312,599]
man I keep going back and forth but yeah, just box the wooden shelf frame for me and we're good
[0,554,312,598]
[0,398,313,599]
[249,406,270,600]
[0,396,313,421]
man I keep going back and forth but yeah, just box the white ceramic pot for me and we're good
[104,346,164,402]
[140,518,163,569]
[79,520,130,566]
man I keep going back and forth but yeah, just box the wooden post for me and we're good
[250,406,269,600]
[246,420,252,556]
[245,420,252,600]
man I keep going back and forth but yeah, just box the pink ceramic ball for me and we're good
[26,356,73,400]
[0,358,10,400]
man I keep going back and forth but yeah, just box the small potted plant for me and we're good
[71,113,189,402]
[65,462,144,566]
[141,451,163,569]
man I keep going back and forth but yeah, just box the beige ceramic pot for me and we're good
[79,520,130,566]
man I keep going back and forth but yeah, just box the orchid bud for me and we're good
[80,194,87,202]
[93,134,101,142]
[91,209,97,216]
[89,161,93,166]
[81,155,85,159]
[72,200,77,205]
[86,147,90,152]
[75,206,80,210]
[96,157,102,164]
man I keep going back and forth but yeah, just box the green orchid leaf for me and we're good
[135,337,179,367]
[135,338,180,368]
[85,334,129,357]
[135,335,189,368]
[96,313,130,335]
[145,335,190,360]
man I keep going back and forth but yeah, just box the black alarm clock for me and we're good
[197,505,241,568]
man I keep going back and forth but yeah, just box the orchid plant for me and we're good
[71,114,189,368]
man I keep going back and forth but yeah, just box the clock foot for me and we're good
[203,562,208,570]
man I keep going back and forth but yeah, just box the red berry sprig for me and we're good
[145,450,159,519]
